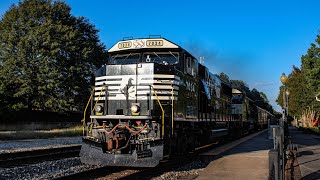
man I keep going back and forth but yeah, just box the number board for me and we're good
[146,40,163,47]
[118,41,132,49]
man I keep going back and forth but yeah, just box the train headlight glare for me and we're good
[131,105,140,113]
[95,105,103,113]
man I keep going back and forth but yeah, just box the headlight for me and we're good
[95,105,103,113]
[131,105,140,113]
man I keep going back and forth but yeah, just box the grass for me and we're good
[0,126,83,140]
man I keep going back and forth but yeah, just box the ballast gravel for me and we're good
[0,137,81,154]
[152,159,208,180]
[0,157,102,180]
[0,135,211,180]
[0,156,210,180]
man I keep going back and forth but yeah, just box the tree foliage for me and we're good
[230,80,248,92]
[231,79,274,114]
[219,72,230,83]
[301,35,320,99]
[277,34,320,118]
[277,66,313,118]
[259,92,268,104]
[0,0,107,112]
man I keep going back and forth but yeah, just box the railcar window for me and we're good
[110,53,140,64]
[143,52,179,65]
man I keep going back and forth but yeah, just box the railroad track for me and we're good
[56,140,227,179]
[57,130,266,179]
[0,145,81,168]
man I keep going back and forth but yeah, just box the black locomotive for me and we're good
[80,37,274,167]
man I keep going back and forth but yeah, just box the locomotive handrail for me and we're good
[150,85,165,139]
[171,83,174,136]
[89,87,105,135]
[82,88,94,136]
[92,87,105,113]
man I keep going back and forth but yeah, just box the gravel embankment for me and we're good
[151,158,209,180]
[82,158,208,180]
[0,155,210,180]
[0,137,81,154]
[101,157,211,180]
[0,136,212,180]
[0,157,102,180]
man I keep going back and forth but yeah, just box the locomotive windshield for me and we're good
[232,94,243,104]
[142,52,179,64]
[109,51,179,65]
[110,53,140,64]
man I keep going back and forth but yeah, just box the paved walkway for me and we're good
[197,130,273,180]
[289,127,320,180]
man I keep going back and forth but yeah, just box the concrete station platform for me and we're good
[197,129,273,180]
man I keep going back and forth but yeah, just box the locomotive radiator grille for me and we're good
[93,74,180,101]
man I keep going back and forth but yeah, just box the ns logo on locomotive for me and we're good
[80,37,274,167]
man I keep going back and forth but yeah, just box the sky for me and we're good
[1,0,320,112]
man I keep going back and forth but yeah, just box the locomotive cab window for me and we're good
[110,53,140,64]
[143,52,179,65]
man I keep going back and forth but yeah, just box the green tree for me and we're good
[230,80,248,91]
[219,72,230,83]
[276,66,311,117]
[302,36,320,93]
[0,0,106,112]
[301,35,320,113]
[250,88,264,107]
[230,79,274,114]
[276,86,285,110]
[259,92,269,104]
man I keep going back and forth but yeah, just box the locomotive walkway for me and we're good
[197,129,273,180]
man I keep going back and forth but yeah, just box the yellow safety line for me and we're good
[82,89,94,136]
[151,86,165,139]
